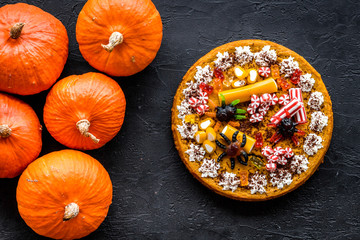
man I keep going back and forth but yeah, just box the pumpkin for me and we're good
[0,3,68,95]
[43,72,126,150]
[0,93,42,178]
[17,149,113,240]
[76,0,163,76]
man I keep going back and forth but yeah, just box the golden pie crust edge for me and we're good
[171,39,333,201]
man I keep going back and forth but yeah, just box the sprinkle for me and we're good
[298,73,315,92]
[218,172,240,192]
[254,46,277,66]
[270,169,293,189]
[185,143,205,162]
[279,56,299,78]
[194,65,214,84]
[198,158,220,178]
[308,91,324,110]
[303,133,323,156]
[214,52,234,71]
[310,111,329,132]
[248,172,267,194]
[290,155,309,174]
[234,46,254,66]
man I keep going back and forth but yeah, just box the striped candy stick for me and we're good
[269,98,303,126]
[289,88,307,124]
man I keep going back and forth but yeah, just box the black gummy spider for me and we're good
[269,117,305,146]
[216,94,246,122]
[215,131,248,169]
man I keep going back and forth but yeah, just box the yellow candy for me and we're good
[234,66,248,79]
[203,140,216,154]
[184,114,199,124]
[206,127,216,142]
[199,118,215,130]
[231,80,246,88]
[221,125,256,153]
[218,78,278,104]
[247,69,259,84]
[194,131,206,144]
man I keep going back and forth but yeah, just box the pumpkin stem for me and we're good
[0,125,12,138]
[76,119,100,143]
[63,202,79,221]
[102,32,123,52]
[10,22,25,39]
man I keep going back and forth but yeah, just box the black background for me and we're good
[0,0,359,239]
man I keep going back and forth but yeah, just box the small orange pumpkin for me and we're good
[43,72,126,150]
[0,3,68,95]
[0,93,42,178]
[76,0,163,76]
[17,149,113,240]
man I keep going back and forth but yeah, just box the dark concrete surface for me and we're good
[0,0,359,239]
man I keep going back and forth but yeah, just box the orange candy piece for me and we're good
[239,170,249,186]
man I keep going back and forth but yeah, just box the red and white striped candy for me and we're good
[277,155,288,165]
[261,146,274,157]
[258,104,270,116]
[251,95,261,108]
[258,67,271,77]
[266,163,277,172]
[273,146,285,156]
[270,94,278,106]
[278,94,290,105]
[189,97,199,108]
[198,91,209,105]
[284,147,294,158]
[196,104,209,115]
[260,93,272,104]
[250,113,263,123]
[289,88,307,124]
[269,98,303,125]
[247,103,257,114]
[267,154,279,163]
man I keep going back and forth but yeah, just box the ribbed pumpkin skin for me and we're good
[43,72,126,150]
[17,150,113,240]
[0,93,42,178]
[0,3,68,95]
[76,0,163,76]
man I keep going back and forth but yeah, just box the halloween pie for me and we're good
[171,39,333,201]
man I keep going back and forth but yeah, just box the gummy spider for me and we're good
[216,94,246,122]
[269,117,305,145]
[215,131,248,169]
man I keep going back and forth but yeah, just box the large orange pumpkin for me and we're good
[0,93,42,178]
[43,72,126,150]
[17,149,113,240]
[0,3,68,95]
[76,0,163,76]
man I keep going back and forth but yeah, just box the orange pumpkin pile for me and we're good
[0,3,69,95]
[76,0,163,76]
[0,0,163,239]
[44,72,126,150]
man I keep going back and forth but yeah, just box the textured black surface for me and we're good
[0,0,359,239]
